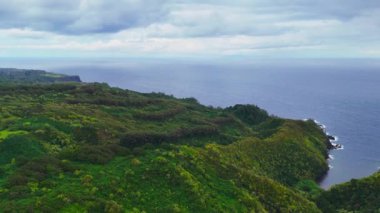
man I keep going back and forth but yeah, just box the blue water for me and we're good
[1,58,380,188]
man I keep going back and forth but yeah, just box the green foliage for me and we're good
[226,104,269,126]
[203,120,329,187]
[295,180,324,199]
[73,126,99,144]
[0,75,373,212]
[63,144,130,164]
[7,155,75,189]
[253,117,284,138]
[317,172,380,212]
[134,106,184,121]
[120,125,219,148]
[0,130,27,140]
[0,135,45,164]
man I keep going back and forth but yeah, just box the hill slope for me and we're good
[2,69,379,212]
[0,80,333,212]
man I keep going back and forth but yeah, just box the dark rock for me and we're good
[333,143,343,149]
[326,139,334,149]
[327,135,336,141]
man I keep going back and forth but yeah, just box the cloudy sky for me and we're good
[0,0,379,59]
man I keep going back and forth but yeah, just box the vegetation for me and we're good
[0,69,377,212]
[317,172,380,212]
[0,68,81,84]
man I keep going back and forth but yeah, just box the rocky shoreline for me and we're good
[309,119,343,150]
[327,135,343,150]
[308,119,344,184]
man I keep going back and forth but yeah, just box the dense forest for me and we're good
[0,69,378,212]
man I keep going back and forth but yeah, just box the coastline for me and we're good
[312,119,343,150]
[308,119,343,186]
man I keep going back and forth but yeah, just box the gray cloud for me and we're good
[0,0,169,34]
[0,0,378,36]
[217,0,380,19]
[0,0,379,58]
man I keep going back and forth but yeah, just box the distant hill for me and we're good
[0,68,81,84]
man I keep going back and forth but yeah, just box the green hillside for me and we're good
[0,69,378,212]
[0,82,328,212]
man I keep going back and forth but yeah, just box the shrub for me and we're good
[131,158,141,166]
[120,126,219,148]
[81,174,93,186]
[120,132,169,148]
[8,185,29,199]
[8,174,29,187]
[134,106,184,121]
[73,126,99,144]
[105,200,123,213]
[7,156,74,187]
[225,104,269,126]
[0,135,45,164]
[75,145,114,164]
[67,144,129,164]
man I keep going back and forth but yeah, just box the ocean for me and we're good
[2,58,380,188]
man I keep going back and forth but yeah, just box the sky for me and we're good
[0,0,379,59]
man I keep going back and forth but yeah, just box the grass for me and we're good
[0,130,27,140]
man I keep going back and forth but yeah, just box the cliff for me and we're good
[0,68,81,84]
